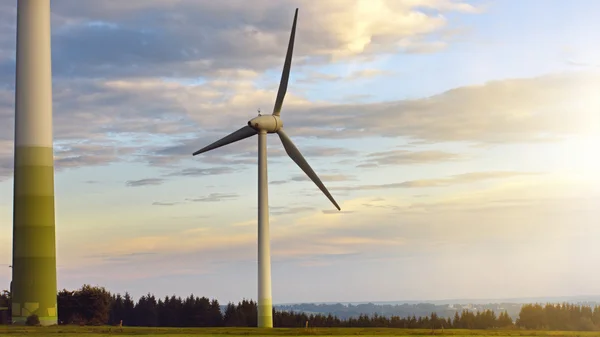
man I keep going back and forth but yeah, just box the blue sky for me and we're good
[0,0,599,304]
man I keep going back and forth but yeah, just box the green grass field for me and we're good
[1,327,600,337]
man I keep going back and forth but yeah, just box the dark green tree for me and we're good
[497,310,513,328]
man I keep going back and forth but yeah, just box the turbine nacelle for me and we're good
[247,115,283,133]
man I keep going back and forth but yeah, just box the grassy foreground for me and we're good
[1,326,600,337]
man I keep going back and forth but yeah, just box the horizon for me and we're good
[275,294,600,306]
[1,0,599,305]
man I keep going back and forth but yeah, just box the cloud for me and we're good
[293,146,358,158]
[64,72,600,154]
[0,141,140,180]
[567,59,600,68]
[274,177,600,255]
[360,175,600,216]
[125,178,165,187]
[322,210,355,215]
[0,140,12,178]
[187,193,239,202]
[54,143,138,169]
[281,72,600,143]
[0,64,600,176]
[90,252,158,264]
[359,149,463,167]
[152,193,240,206]
[0,3,595,181]
[165,167,238,177]
[74,196,410,270]
[331,171,543,191]
[157,140,355,161]
[271,206,315,216]
[150,137,358,168]
[230,219,257,228]
[290,174,355,182]
[86,229,256,261]
[1,70,594,179]
[343,93,374,102]
[270,173,354,186]
[50,173,599,290]
[325,236,403,246]
[298,68,394,84]
[0,0,480,82]
[152,201,180,206]
[0,77,204,178]
[356,163,378,169]
[347,69,393,80]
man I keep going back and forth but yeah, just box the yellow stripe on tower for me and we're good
[11,0,58,326]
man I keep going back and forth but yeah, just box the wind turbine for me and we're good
[192,8,340,328]
[12,0,58,326]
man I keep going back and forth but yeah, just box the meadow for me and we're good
[2,326,600,337]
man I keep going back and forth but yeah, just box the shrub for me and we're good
[25,314,40,326]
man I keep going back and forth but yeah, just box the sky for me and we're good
[0,0,599,305]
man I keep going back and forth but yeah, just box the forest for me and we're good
[276,302,524,321]
[2,285,600,331]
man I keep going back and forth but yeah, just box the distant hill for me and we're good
[272,296,600,320]
[277,295,600,306]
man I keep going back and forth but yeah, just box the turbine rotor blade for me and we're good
[272,8,298,117]
[192,125,257,156]
[276,129,341,210]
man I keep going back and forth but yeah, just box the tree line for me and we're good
[277,302,522,321]
[515,303,600,331]
[2,285,600,330]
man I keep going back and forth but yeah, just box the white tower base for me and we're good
[257,130,273,328]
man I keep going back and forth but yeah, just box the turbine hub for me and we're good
[248,115,283,133]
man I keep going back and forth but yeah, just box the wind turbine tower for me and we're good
[11,0,58,326]
[192,9,340,328]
